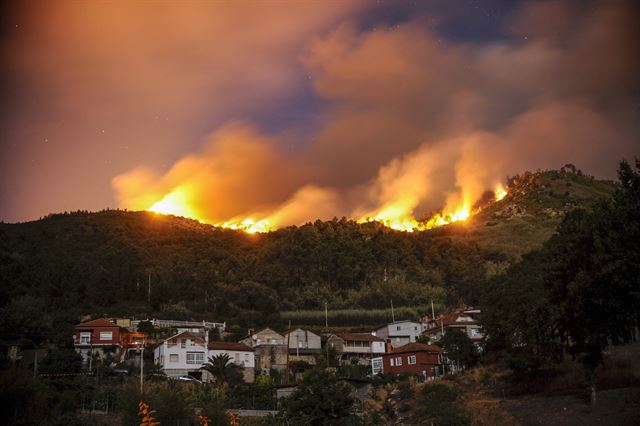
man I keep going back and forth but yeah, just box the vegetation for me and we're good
[482,159,640,402]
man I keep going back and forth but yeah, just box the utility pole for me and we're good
[140,338,144,393]
[324,301,328,331]
[431,300,435,321]
[391,300,395,323]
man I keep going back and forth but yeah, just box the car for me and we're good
[177,375,202,384]
[109,368,130,376]
[146,372,169,381]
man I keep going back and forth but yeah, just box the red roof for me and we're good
[424,311,478,332]
[76,319,117,328]
[208,342,254,352]
[337,333,385,342]
[388,343,443,355]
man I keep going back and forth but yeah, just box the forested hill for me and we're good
[0,168,615,334]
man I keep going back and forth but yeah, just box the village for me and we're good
[66,308,483,400]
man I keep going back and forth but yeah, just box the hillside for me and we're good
[432,168,616,260]
[0,167,616,335]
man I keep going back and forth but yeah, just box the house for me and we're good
[119,331,148,364]
[382,343,444,377]
[283,328,321,364]
[326,333,386,366]
[239,328,288,375]
[374,320,425,348]
[74,319,123,366]
[208,341,255,383]
[154,331,208,380]
[423,308,483,346]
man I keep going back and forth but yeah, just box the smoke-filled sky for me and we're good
[1,0,638,225]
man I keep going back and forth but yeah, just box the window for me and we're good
[186,352,204,364]
[390,358,395,366]
[99,331,112,341]
[408,355,417,365]
[234,353,240,363]
[396,326,401,331]
[80,332,91,344]
[395,356,403,366]
[170,354,179,363]
[181,339,186,348]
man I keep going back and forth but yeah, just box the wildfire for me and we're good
[147,184,506,234]
[359,203,474,232]
[214,218,273,234]
[148,188,201,221]
[495,184,508,201]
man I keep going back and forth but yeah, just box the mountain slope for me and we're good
[0,167,616,331]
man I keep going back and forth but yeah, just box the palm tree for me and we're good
[200,353,242,384]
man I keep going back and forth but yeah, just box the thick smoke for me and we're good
[113,0,639,228]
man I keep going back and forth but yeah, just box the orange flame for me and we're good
[146,184,505,234]
[495,184,507,201]
[148,187,203,222]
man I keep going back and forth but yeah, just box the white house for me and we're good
[154,331,207,380]
[374,320,425,348]
[207,341,255,382]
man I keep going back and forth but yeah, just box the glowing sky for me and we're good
[1,0,638,223]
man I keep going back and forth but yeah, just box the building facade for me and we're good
[154,331,208,380]
[424,309,483,346]
[207,341,256,383]
[382,343,443,377]
[374,320,425,348]
[239,328,288,375]
[326,333,386,365]
[283,328,321,364]
[74,319,123,366]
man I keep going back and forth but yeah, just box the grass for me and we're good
[281,306,430,328]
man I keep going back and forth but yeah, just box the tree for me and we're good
[440,328,479,371]
[480,250,561,380]
[136,320,156,336]
[544,160,640,404]
[200,354,243,385]
[281,369,357,424]
[413,383,470,425]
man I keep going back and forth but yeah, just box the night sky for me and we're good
[1,0,638,225]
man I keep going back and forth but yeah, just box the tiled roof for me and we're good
[337,333,385,342]
[76,319,116,328]
[388,342,443,354]
[208,342,254,352]
[424,311,478,332]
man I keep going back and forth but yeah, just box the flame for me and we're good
[214,218,273,233]
[495,184,507,201]
[147,183,504,234]
[148,188,202,221]
[359,202,473,232]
